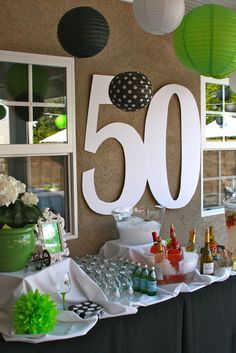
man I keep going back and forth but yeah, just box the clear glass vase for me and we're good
[224,193,236,250]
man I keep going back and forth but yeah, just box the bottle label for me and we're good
[140,279,147,291]
[132,277,140,290]
[210,244,218,259]
[202,262,214,275]
[146,280,157,293]
[155,263,163,280]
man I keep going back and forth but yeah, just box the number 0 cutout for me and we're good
[145,84,200,208]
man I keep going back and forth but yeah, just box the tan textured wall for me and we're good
[0,0,227,254]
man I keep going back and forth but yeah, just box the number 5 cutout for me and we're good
[82,75,200,214]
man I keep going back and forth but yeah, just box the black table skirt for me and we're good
[0,296,184,353]
[2,276,236,353]
[181,276,236,353]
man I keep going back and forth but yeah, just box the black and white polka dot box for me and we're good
[108,71,153,112]
[69,301,103,319]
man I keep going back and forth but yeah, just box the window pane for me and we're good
[221,151,236,176]
[203,179,220,210]
[32,65,66,103]
[206,83,222,111]
[33,108,67,144]
[224,85,236,112]
[0,62,28,101]
[1,156,70,232]
[203,151,219,178]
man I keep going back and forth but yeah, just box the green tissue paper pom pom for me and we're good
[13,289,58,334]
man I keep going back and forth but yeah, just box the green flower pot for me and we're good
[0,225,36,272]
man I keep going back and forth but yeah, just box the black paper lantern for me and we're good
[109,72,153,112]
[57,7,110,58]
[0,105,7,120]
[14,92,44,121]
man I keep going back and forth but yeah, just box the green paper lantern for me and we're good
[55,114,67,129]
[174,4,236,79]
[0,105,7,120]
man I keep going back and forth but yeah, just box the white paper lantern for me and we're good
[229,71,236,92]
[133,0,185,35]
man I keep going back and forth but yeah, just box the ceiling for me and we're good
[121,0,236,12]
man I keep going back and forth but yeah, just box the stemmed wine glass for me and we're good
[56,271,71,310]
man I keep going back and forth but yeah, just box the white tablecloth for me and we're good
[0,258,136,343]
[0,255,233,344]
[99,239,155,265]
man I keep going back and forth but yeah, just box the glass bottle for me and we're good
[155,238,166,284]
[166,233,185,283]
[200,228,214,275]
[150,231,158,254]
[132,262,142,292]
[166,224,181,250]
[146,266,157,296]
[186,229,199,253]
[209,225,218,260]
[140,264,148,294]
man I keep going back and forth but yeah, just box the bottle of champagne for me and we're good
[200,228,214,275]
[146,266,157,296]
[140,264,149,294]
[150,231,158,254]
[209,225,218,260]
[132,262,142,291]
[186,229,199,253]
[155,238,166,284]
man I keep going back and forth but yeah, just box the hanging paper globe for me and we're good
[229,72,236,92]
[57,7,110,58]
[6,64,49,99]
[174,4,236,79]
[109,72,153,112]
[0,105,7,120]
[55,114,67,129]
[133,0,185,35]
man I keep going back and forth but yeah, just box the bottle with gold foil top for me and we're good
[186,229,199,253]
[200,228,214,275]
[155,238,166,284]
[209,226,218,260]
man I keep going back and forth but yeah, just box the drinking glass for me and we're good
[56,271,71,310]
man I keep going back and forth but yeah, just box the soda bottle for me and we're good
[146,266,157,296]
[140,264,149,294]
[132,262,142,291]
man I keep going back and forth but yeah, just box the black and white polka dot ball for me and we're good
[109,71,153,112]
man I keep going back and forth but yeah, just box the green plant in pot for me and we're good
[0,174,42,272]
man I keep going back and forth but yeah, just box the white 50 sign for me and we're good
[82,75,200,215]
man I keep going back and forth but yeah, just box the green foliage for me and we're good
[0,199,42,228]
[33,116,58,144]
[13,289,58,334]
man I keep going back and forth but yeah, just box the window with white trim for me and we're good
[0,50,78,238]
[201,76,236,217]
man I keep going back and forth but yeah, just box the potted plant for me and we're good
[0,174,42,272]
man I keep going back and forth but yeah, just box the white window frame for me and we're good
[0,50,78,239]
[201,75,236,217]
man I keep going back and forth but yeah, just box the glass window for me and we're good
[0,50,77,238]
[201,76,236,216]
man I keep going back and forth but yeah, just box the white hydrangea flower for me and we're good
[21,192,39,206]
[0,174,26,207]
